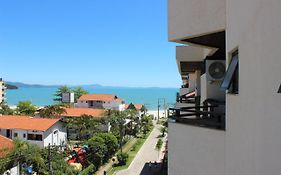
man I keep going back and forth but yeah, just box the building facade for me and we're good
[0,116,67,148]
[0,78,5,104]
[76,94,125,111]
[168,0,281,175]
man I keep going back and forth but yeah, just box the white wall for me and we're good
[226,0,281,174]
[43,122,67,147]
[76,100,89,108]
[200,74,225,103]
[168,0,226,41]
[168,122,225,175]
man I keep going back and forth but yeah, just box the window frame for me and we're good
[221,50,239,94]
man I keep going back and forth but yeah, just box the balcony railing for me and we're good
[169,99,225,130]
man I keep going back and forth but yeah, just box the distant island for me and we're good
[5,84,18,90]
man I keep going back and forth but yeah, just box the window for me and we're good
[221,50,239,94]
[27,134,43,141]
[278,84,281,93]
[23,133,26,138]
[14,133,18,138]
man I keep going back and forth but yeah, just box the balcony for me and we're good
[168,0,226,42]
[168,122,225,175]
[169,98,225,130]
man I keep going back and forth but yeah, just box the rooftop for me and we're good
[0,135,13,158]
[63,108,105,118]
[125,103,143,111]
[0,115,61,131]
[79,94,118,102]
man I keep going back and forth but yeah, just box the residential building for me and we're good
[0,135,19,175]
[168,0,281,175]
[0,116,67,148]
[76,94,125,111]
[0,78,5,104]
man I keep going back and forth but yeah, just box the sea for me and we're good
[6,86,178,110]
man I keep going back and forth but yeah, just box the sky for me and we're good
[0,0,181,88]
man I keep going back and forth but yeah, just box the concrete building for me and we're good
[168,0,281,175]
[0,78,6,104]
[0,116,67,148]
[76,94,125,111]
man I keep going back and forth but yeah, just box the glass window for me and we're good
[27,134,43,141]
[14,133,18,138]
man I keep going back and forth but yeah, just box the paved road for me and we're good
[115,124,163,175]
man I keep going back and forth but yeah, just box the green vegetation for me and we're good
[73,86,89,103]
[53,86,89,103]
[15,101,37,115]
[108,127,154,175]
[0,139,76,175]
[117,152,129,166]
[53,85,72,102]
[66,115,104,140]
[39,104,66,118]
[156,139,163,151]
[79,164,95,175]
[0,102,14,115]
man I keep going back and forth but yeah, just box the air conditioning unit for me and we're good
[206,60,226,81]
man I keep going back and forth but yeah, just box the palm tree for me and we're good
[73,86,89,103]
[53,86,71,103]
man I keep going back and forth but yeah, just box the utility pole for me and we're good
[157,99,160,121]
[48,144,53,175]
[164,98,166,118]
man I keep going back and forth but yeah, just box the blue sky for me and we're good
[0,0,181,87]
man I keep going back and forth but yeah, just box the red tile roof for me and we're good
[0,135,13,158]
[0,115,61,131]
[79,94,117,102]
[63,108,105,118]
[125,104,143,111]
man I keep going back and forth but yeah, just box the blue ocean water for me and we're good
[6,86,178,110]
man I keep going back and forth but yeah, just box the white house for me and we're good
[0,115,67,148]
[76,94,125,111]
[168,0,281,175]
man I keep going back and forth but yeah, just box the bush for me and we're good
[156,139,163,151]
[79,164,95,175]
[117,152,129,166]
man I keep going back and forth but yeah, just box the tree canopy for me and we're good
[16,101,37,116]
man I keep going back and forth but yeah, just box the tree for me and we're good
[66,115,101,140]
[95,133,118,160]
[53,86,71,103]
[140,105,147,115]
[0,102,14,115]
[86,136,107,167]
[38,104,66,118]
[140,115,153,134]
[73,86,89,103]
[105,110,127,151]
[16,101,37,116]
[125,109,140,136]
[8,140,76,175]
[117,152,128,166]
[160,126,167,137]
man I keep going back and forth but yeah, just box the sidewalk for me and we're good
[115,124,164,175]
